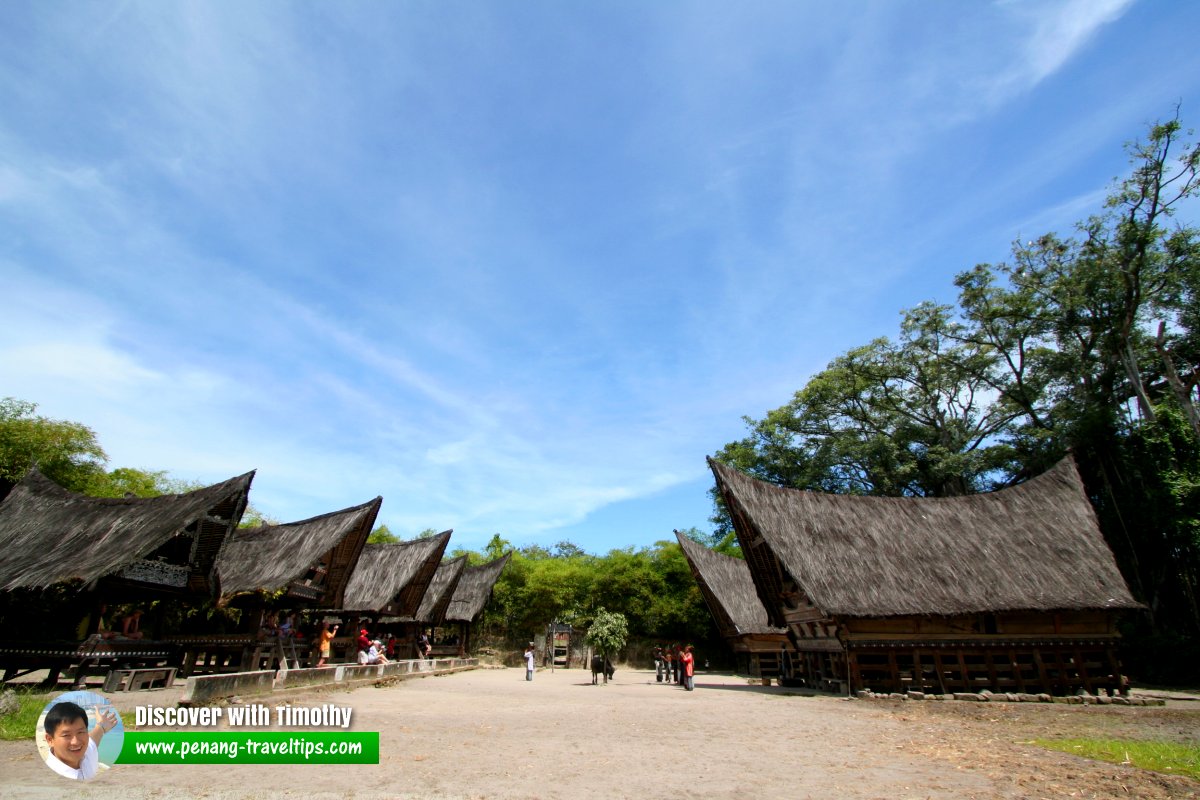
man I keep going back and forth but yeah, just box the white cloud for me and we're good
[987,0,1135,104]
[1017,0,1135,86]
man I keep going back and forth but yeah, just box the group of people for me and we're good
[258,611,301,640]
[310,618,442,668]
[654,644,696,691]
[82,605,145,642]
[354,626,392,666]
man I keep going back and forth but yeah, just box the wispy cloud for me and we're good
[1005,0,1135,90]
[3,1,1196,552]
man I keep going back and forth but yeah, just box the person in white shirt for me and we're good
[43,701,117,781]
[365,640,389,665]
[524,643,535,681]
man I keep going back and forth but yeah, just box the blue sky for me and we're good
[3,1,1199,554]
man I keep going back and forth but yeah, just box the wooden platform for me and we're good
[0,639,180,689]
[103,667,177,692]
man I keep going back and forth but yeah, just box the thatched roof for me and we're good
[0,467,254,594]
[445,552,511,623]
[674,532,785,638]
[709,455,1142,619]
[413,555,468,626]
[217,496,381,606]
[340,531,451,615]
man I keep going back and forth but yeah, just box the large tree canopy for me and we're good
[712,114,1200,682]
[0,397,108,496]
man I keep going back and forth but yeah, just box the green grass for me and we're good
[1035,738,1200,780]
[0,689,54,741]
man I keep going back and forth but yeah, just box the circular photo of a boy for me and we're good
[36,690,124,780]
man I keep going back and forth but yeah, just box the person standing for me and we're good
[315,621,338,668]
[524,643,535,681]
[682,645,696,691]
[416,629,431,659]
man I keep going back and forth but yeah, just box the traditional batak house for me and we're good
[339,532,451,657]
[0,468,254,685]
[674,531,789,679]
[342,531,451,617]
[414,555,468,628]
[708,456,1143,695]
[217,497,381,609]
[166,497,382,674]
[444,552,511,656]
[383,555,469,656]
[0,467,253,600]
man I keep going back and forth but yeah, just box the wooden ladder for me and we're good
[275,636,301,671]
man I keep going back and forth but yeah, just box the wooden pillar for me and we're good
[1074,648,1093,694]
[985,650,999,691]
[1104,646,1123,696]
[1033,649,1050,693]
[847,651,861,691]
[1009,649,1026,693]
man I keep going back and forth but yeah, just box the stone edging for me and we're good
[855,689,1166,706]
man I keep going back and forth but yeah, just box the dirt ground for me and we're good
[1,667,1197,799]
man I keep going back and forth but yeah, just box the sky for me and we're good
[3,1,1199,555]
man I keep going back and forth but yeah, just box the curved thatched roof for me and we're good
[444,552,511,623]
[217,496,381,606]
[709,455,1141,619]
[341,531,451,615]
[0,468,254,593]
[674,532,785,638]
[413,555,468,626]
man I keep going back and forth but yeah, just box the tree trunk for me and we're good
[1155,323,1200,439]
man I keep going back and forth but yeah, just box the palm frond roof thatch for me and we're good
[709,455,1141,618]
[413,555,468,625]
[674,531,785,638]
[340,531,451,615]
[217,496,381,606]
[445,552,511,623]
[0,467,254,593]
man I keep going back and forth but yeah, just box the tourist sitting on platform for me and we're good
[258,611,280,639]
[81,605,118,643]
[358,639,388,665]
[119,609,145,640]
[278,612,296,638]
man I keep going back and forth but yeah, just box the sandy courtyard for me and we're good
[1,666,1196,799]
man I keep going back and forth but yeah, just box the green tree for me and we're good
[585,608,628,684]
[367,525,399,544]
[713,302,1023,509]
[0,398,107,494]
[711,113,1200,678]
[89,467,173,498]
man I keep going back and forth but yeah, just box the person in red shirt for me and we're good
[682,645,696,691]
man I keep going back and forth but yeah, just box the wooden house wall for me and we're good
[779,610,1125,696]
